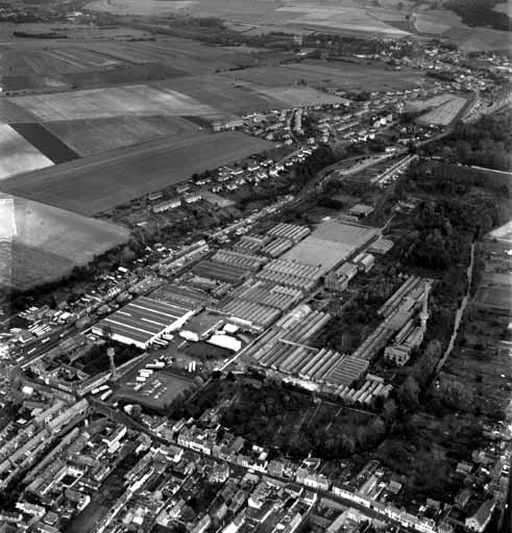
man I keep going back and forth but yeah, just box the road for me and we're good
[498,468,511,532]
[435,242,475,375]
[93,400,417,533]
[15,324,78,370]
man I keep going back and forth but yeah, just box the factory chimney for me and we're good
[107,347,117,381]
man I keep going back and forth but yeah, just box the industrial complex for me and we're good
[89,220,431,398]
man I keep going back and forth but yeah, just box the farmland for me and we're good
[5,61,417,125]
[44,116,200,157]
[0,37,267,92]
[10,84,223,122]
[0,100,37,124]
[83,0,511,52]
[0,124,53,180]
[10,123,79,164]
[217,60,424,92]
[87,0,413,36]
[0,131,274,215]
[0,193,130,290]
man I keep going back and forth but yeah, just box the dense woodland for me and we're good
[425,112,512,171]
[445,0,512,31]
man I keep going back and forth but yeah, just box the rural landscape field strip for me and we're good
[0,192,130,290]
[44,115,199,157]
[0,131,274,214]
[0,99,38,124]
[218,60,424,91]
[10,123,80,164]
[10,84,222,121]
[0,124,54,180]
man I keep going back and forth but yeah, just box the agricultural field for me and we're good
[0,124,53,180]
[10,123,79,164]
[86,0,197,16]
[0,192,130,290]
[0,100,39,124]
[280,4,410,35]
[218,60,424,92]
[158,75,279,115]
[44,115,200,157]
[447,26,512,52]
[7,22,151,41]
[0,37,265,92]
[251,86,342,107]
[87,0,413,36]
[10,84,224,122]
[0,131,274,215]
[413,9,465,35]
[84,38,259,74]
[84,0,510,51]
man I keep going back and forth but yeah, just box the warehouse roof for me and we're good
[348,204,374,217]
[95,296,192,346]
[191,259,250,284]
[283,221,379,274]
[150,284,211,310]
[181,312,224,337]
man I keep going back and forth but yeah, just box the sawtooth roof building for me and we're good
[92,296,194,349]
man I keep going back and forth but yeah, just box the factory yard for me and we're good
[116,368,195,411]
[0,131,274,215]
[0,192,130,290]
[417,95,468,126]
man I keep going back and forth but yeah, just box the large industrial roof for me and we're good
[283,221,378,274]
[96,296,191,345]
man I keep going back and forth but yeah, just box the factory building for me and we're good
[325,262,359,293]
[211,249,269,272]
[348,204,374,218]
[92,296,195,349]
[261,237,295,258]
[368,238,394,255]
[282,221,379,276]
[191,260,251,285]
[153,198,181,213]
[267,223,311,243]
[384,281,431,366]
[150,283,212,311]
[233,235,268,254]
[179,312,224,342]
[351,277,432,363]
[256,259,323,291]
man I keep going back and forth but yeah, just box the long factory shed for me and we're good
[92,296,194,349]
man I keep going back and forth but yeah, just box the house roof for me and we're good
[471,500,495,526]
